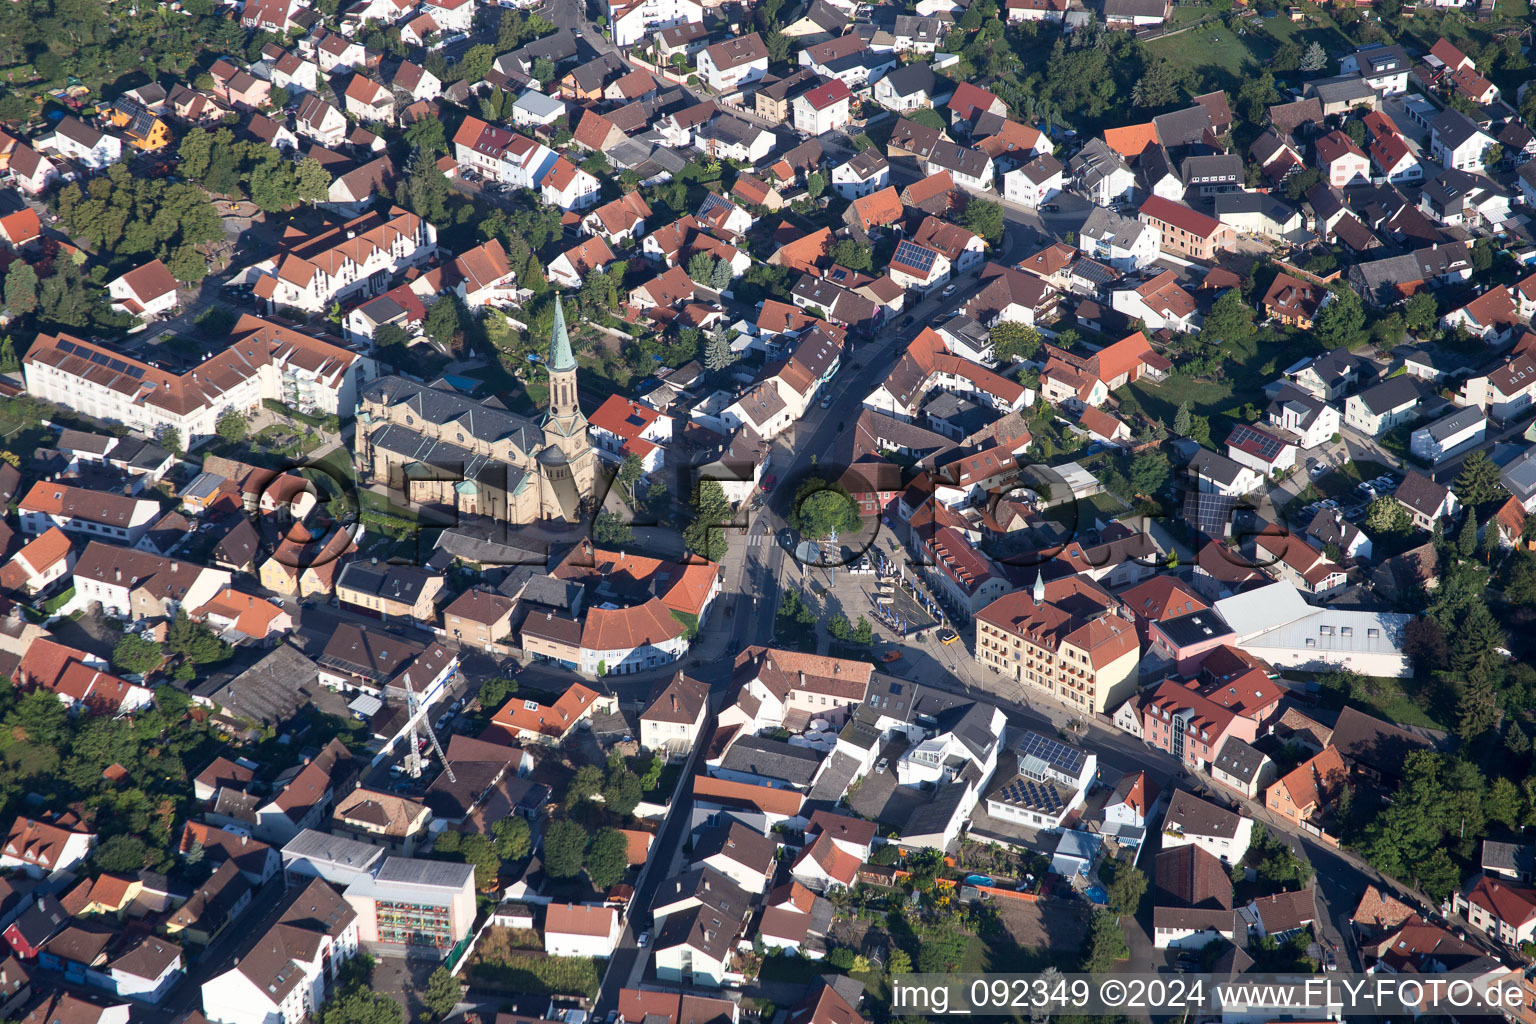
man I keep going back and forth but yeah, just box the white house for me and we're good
[452,116,557,188]
[608,0,704,47]
[540,157,602,211]
[1410,407,1486,463]
[108,260,180,321]
[0,816,96,877]
[831,149,890,199]
[420,0,473,32]
[543,903,620,958]
[697,34,769,92]
[1265,384,1340,451]
[294,96,349,147]
[1188,449,1263,498]
[1002,154,1065,209]
[1344,376,1421,436]
[19,482,161,545]
[1226,423,1296,478]
[791,79,852,136]
[1161,789,1254,864]
[1110,271,1199,333]
[983,730,1097,833]
[452,239,518,309]
[41,117,122,170]
[199,879,359,1024]
[1431,109,1496,171]
[1077,207,1159,270]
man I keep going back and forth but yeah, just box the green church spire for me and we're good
[548,298,575,373]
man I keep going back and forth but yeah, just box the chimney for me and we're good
[114,568,121,582]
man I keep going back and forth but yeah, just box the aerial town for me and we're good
[7,0,1536,1019]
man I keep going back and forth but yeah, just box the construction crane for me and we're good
[404,669,455,783]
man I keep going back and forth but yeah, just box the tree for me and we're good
[320,989,403,1024]
[113,635,164,676]
[425,296,462,348]
[683,480,732,561]
[791,478,860,540]
[1205,289,1256,342]
[991,321,1041,363]
[568,764,605,808]
[1314,285,1365,346]
[1455,450,1506,509]
[155,424,184,456]
[1130,453,1170,497]
[1284,166,1322,202]
[1365,495,1411,535]
[586,827,630,889]
[1483,143,1506,171]
[543,820,587,878]
[4,262,36,314]
[829,239,873,271]
[1404,616,1448,673]
[806,171,827,199]
[886,948,912,976]
[296,157,332,203]
[1079,909,1129,970]
[167,244,206,285]
[853,616,873,645]
[687,251,715,284]
[1299,40,1328,72]
[710,258,732,290]
[492,816,531,860]
[1458,514,1479,557]
[960,197,1004,244]
[1359,751,1486,899]
[0,336,17,373]
[704,330,735,372]
[1451,599,1505,682]
[1173,401,1192,437]
[828,611,851,642]
[216,409,248,442]
[531,57,555,84]
[1237,70,1280,125]
[168,608,230,665]
[1106,865,1146,916]
[1403,290,1438,333]
[479,676,517,709]
[458,43,496,83]
[420,968,461,1021]
[602,769,643,815]
[1458,670,1500,740]
[593,510,634,545]
[94,835,148,872]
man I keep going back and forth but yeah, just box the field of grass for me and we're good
[1310,672,1454,731]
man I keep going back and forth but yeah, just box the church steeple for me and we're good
[543,299,583,436]
[1033,570,1046,604]
[548,296,575,373]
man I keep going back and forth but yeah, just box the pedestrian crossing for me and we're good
[747,532,768,548]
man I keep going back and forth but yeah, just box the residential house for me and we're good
[1393,470,1460,531]
[1431,109,1496,170]
[1344,376,1421,436]
[1162,789,1253,864]
[1316,130,1372,188]
[1410,407,1486,463]
[1265,745,1347,843]
[544,903,620,958]
[107,260,179,321]
[640,671,710,760]
[1139,196,1236,261]
[0,817,94,879]
[697,34,768,92]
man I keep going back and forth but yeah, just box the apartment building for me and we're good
[697,34,769,92]
[24,317,374,446]
[71,542,231,621]
[974,574,1140,715]
[342,858,475,957]
[1137,195,1236,261]
[200,879,360,1024]
[451,116,557,187]
[248,207,437,314]
[18,482,161,545]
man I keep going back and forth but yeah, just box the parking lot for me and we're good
[1296,456,1402,528]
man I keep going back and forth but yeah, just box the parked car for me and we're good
[941,284,957,297]
[875,758,889,774]
[938,628,959,645]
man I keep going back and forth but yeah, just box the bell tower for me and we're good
[539,299,596,521]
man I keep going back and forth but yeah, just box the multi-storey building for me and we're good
[342,858,475,957]
[451,116,556,188]
[974,574,1140,714]
[24,317,374,446]
[248,207,436,314]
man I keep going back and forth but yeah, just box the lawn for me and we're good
[1145,19,1273,88]
[1304,671,1455,731]
[759,954,826,985]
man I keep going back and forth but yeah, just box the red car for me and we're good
[760,474,777,492]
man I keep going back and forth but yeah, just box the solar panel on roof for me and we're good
[1017,730,1085,774]
[127,367,145,379]
[56,340,79,355]
[108,359,128,372]
[894,240,936,272]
